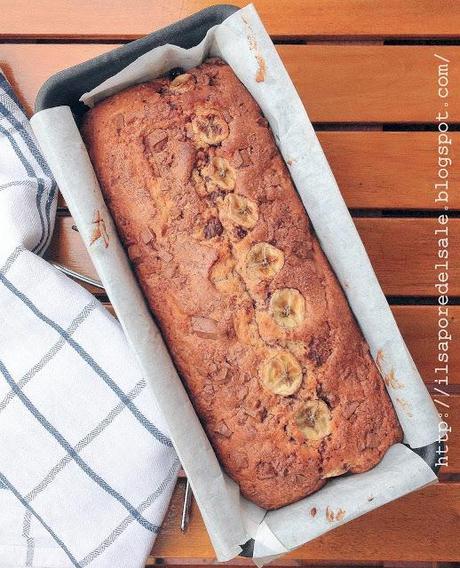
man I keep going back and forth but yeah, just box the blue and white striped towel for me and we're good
[0,73,179,567]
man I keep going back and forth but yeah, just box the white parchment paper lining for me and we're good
[31,4,440,564]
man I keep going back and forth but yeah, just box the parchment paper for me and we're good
[31,4,440,563]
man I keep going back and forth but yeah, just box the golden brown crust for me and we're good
[81,58,402,510]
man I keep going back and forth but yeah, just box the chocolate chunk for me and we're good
[236,386,249,401]
[234,226,247,239]
[213,367,231,384]
[214,420,232,438]
[157,249,173,263]
[308,335,332,366]
[112,113,125,132]
[208,190,226,204]
[233,451,249,471]
[256,461,276,480]
[139,227,155,245]
[201,383,215,398]
[191,316,220,339]
[343,401,360,419]
[235,147,251,168]
[144,131,168,153]
[365,431,380,449]
[292,239,313,260]
[204,217,223,239]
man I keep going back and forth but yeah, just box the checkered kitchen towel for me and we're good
[0,73,179,567]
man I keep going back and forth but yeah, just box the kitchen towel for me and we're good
[0,71,179,568]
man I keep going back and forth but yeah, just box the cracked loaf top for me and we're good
[82,58,402,510]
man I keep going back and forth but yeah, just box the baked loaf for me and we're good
[82,58,402,510]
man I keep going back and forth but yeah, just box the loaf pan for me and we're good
[34,4,443,556]
[35,4,239,122]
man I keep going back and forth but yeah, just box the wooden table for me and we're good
[1,1,459,565]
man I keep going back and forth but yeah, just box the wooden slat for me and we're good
[279,45,459,123]
[1,44,459,122]
[391,305,459,388]
[318,132,460,211]
[0,1,459,40]
[355,217,459,296]
[56,131,460,211]
[0,44,117,116]
[45,216,460,297]
[151,481,460,561]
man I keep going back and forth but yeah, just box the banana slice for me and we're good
[246,242,284,281]
[170,73,194,93]
[192,109,229,146]
[270,288,306,329]
[260,351,303,396]
[295,400,331,441]
[202,157,236,191]
[222,193,258,229]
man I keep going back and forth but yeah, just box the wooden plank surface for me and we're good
[319,132,460,211]
[151,481,460,561]
[45,216,460,297]
[392,305,459,388]
[354,217,459,297]
[0,0,459,40]
[1,44,458,122]
[278,45,459,123]
[56,131,460,211]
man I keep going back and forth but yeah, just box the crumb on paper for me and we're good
[242,14,266,83]
[255,55,266,82]
[287,158,297,166]
[326,506,345,523]
[310,507,317,517]
[396,397,413,418]
[384,369,405,390]
[368,495,374,502]
[375,349,384,372]
[90,209,109,248]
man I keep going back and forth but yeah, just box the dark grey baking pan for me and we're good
[35,4,239,119]
[34,4,442,556]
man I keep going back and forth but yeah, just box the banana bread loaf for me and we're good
[82,58,402,510]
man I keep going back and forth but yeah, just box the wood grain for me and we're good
[45,216,460,297]
[151,480,460,561]
[0,0,459,40]
[278,45,459,123]
[1,44,458,122]
[56,131,460,211]
[391,305,459,388]
[318,132,460,211]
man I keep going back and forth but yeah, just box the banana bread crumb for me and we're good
[82,58,402,510]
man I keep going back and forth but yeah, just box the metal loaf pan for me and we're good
[34,4,442,556]
[35,4,239,119]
